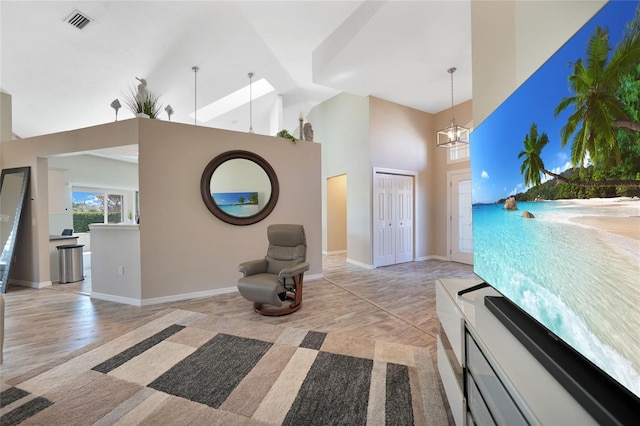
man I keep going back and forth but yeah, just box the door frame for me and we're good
[372,167,417,267]
[447,168,473,264]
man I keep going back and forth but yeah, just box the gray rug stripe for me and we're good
[0,387,30,409]
[148,333,272,408]
[92,324,185,373]
[385,363,414,425]
[0,396,53,426]
[282,351,373,426]
[300,331,327,350]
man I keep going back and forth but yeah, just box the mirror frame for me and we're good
[0,166,31,293]
[200,150,279,226]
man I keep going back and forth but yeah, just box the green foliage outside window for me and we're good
[73,212,122,232]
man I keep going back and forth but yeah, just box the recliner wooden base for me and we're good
[253,274,303,316]
[253,300,301,316]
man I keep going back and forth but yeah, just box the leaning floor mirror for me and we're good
[0,167,30,293]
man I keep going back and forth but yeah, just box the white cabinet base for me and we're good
[436,278,596,425]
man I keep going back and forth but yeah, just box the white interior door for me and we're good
[450,171,473,264]
[373,173,395,267]
[395,175,413,264]
[373,172,414,267]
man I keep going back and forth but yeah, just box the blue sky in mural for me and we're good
[470,0,636,204]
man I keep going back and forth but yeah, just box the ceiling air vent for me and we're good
[66,10,92,30]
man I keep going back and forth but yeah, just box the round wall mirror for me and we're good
[200,150,279,225]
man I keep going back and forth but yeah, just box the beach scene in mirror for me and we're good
[212,192,260,217]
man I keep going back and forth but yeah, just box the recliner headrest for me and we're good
[267,224,306,247]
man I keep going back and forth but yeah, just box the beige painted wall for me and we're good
[309,93,371,266]
[432,100,472,259]
[326,174,347,253]
[1,118,321,302]
[471,0,606,126]
[369,96,472,261]
[137,120,321,299]
[369,97,431,260]
[312,93,472,265]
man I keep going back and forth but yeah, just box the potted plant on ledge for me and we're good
[124,77,163,119]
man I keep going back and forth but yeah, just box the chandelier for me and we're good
[436,67,469,147]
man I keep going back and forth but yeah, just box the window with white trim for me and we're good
[448,143,470,163]
[71,187,136,232]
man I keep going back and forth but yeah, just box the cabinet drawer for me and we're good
[436,280,465,365]
[467,372,496,426]
[466,331,528,425]
[437,336,465,426]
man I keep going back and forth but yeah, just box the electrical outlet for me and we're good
[118,265,124,275]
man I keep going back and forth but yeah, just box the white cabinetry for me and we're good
[48,168,73,233]
[436,278,595,426]
[48,168,71,214]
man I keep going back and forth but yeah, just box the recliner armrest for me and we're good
[279,262,310,279]
[238,259,268,277]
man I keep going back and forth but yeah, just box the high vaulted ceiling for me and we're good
[0,1,472,140]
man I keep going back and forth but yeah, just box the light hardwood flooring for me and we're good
[1,254,475,400]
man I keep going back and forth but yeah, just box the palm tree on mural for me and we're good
[518,122,640,188]
[554,24,640,170]
[518,123,551,187]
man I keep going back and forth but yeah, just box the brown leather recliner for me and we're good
[237,224,309,316]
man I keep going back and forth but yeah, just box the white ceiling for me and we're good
[0,0,472,143]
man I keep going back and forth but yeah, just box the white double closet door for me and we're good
[373,172,414,267]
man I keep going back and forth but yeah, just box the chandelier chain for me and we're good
[449,67,456,124]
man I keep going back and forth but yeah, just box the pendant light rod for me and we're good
[448,67,456,124]
[248,72,254,133]
[192,66,199,125]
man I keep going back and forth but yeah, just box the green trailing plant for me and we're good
[276,129,297,144]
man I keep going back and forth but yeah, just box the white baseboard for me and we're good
[139,287,238,306]
[10,278,52,289]
[305,273,323,281]
[426,255,449,261]
[91,286,241,307]
[322,250,347,255]
[91,292,143,306]
[346,258,374,270]
[415,255,448,261]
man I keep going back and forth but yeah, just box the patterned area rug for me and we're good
[0,309,448,425]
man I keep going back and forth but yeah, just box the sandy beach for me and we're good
[569,216,640,241]
[558,197,640,241]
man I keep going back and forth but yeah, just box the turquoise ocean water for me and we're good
[219,204,259,217]
[473,200,640,397]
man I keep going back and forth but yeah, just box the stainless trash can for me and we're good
[57,244,84,284]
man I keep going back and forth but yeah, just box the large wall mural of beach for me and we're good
[470,0,640,398]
